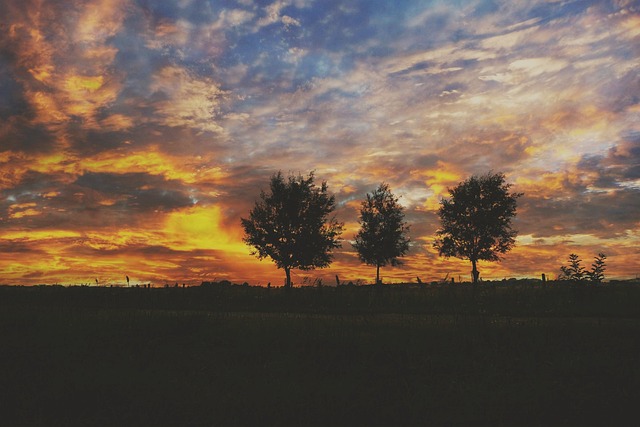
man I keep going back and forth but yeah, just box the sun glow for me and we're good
[163,206,247,253]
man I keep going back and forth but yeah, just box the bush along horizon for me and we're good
[559,252,607,283]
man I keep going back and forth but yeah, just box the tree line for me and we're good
[241,170,522,288]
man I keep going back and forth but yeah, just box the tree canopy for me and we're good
[353,183,410,284]
[433,172,522,284]
[241,171,343,288]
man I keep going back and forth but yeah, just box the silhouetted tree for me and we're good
[353,183,410,285]
[434,172,522,285]
[241,171,343,288]
[560,253,586,282]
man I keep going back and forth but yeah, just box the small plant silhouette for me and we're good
[587,253,607,283]
[560,253,586,282]
[560,253,607,283]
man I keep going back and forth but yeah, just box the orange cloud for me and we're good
[410,161,464,210]
[81,147,229,184]
[8,203,40,219]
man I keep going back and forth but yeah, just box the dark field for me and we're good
[1,282,640,426]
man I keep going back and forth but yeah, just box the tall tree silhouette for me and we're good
[434,172,522,285]
[353,183,410,285]
[241,171,343,288]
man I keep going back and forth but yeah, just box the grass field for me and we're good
[1,282,639,426]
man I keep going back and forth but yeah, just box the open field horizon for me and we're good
[0,262,640,288]
[4,279,640,315]
[2,283,640,426]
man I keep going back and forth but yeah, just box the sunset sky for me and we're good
[1,0,639,286]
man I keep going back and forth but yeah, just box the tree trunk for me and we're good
[376,263,380,285]
[471,259,480,285]
[285,267,292,289]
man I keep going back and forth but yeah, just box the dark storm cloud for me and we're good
[2,170,203,231]
[0,60,29,118]
[607,132,640,180]
[519,187,640,239]
[573,132,640,190]
[0,240,44,255]
[0,117,59,154]
[73,172,194,211]
[70,240,188,257]
[1,171,62,200]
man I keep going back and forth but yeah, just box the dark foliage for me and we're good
[560,253,587,282]
[353,183,410,284]
[434,172,522,284]
[588,253,607,283]
[560,252,607,284]
[241,171,343,288]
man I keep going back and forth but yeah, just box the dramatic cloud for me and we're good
[1,0,639,285]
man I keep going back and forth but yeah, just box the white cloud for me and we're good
[508,57,569,77]
[254,0,306,30]
[257,0,288,28]
[281,15,301,28]
[218,8,255,27]
[149,66,227,133]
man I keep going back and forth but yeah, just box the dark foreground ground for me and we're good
[1,282,639,426]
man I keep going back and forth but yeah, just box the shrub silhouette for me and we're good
[560,252,607,283]
[560,253,586,282]
[588,253,607,283]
